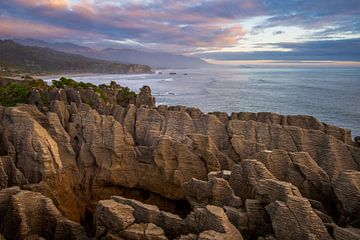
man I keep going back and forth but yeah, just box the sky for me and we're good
[0,0,360,63]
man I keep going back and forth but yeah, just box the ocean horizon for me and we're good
[44,66,360,137]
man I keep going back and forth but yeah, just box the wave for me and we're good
[153,91,177,96]
[161,78,174,82]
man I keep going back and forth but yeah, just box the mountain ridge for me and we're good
[14,38,210,69]
[0,40,152,75]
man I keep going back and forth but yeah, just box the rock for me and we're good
[255,179,302,203]
[50,100,70,129]
[1,107,63,183]
[333,171,360,217]
[119,223,168,240]
[95,200,135,236]
[0,156,27,189]
[224,206,248,233]
[111,196,184,238]
[229,160,275,202]
[208,170,232,181]
[333,225,360,240]
[109,196,242,239]
[0,186,21,219]
[0,189,87,240]
[177,233,198,240]
[245,199,271,236]
[196,205,243,240]
[266,195,330,240]
[253,150,331,201]
[136,86,156,108]
[182,177,242,208]
[231,112,352,144]
[0,84,359,239]
[227,120,359,180]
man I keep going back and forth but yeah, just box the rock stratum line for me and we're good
[0,80,359,240]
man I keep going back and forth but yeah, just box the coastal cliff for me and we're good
[0,79,359,240]
[0,40,152,75]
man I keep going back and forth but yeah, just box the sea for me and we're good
[43,66,360,138]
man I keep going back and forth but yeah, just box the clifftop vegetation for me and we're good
[0,40,152,75]
[0,77,137,107]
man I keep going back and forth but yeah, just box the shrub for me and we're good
[117,87,136,105]
[51,77,96,89]
[0,83,32,107]
[95,88,109,102]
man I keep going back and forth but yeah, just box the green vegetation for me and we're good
[0,77,137,107]
[95,88,108,102]
[51,77,96,89]
[0,83,32,106]
[117,87,137,105]
[0,79,48,107]
[0,40,151,74]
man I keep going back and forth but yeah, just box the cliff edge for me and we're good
[0,79,359,240]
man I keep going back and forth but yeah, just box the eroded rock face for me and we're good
[0,188,87,240]
[96,196,243,240]
[0,84,359,239]
[333,171,360,218]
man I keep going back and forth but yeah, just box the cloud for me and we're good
[273,30,284,35]
[0,0,359,56]
[0,0,250,52]
[196,38,360,61]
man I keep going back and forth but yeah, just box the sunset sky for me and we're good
[0,0,359,63]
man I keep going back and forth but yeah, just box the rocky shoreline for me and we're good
[0,79,359,239]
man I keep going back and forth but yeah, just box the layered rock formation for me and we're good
[0,81,359,239]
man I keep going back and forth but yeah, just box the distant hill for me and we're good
[14,38,210,69]
[100,48,210,69]
[0,40,151,74]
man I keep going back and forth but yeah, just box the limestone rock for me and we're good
[95,200,135,236]
[50,100,70,129]
[2,107,63,183]
[224,206,249,233]
[119,223,167,240]
[136,86,156,108]
[194,205,243,240]
[231,112,352,144]
[182,177,242,208]
[0,156,27,189]
[333,171,360,217]
[266,195,330,240]
[253,150,331,201]
[333,225,360,240]
[0,189,87,240]
[244,199,271,236]
[229,160,275,202]
[227,120,359,180]
[255,179,302,203]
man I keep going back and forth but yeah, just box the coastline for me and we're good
[0,80,358,239]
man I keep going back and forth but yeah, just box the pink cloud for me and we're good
[0,16,104,40]
[12,0,69,10]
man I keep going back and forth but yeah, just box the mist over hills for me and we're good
[14,38,210,69]
[0,40,151,74]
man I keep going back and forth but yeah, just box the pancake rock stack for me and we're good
[0,82,359,240]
